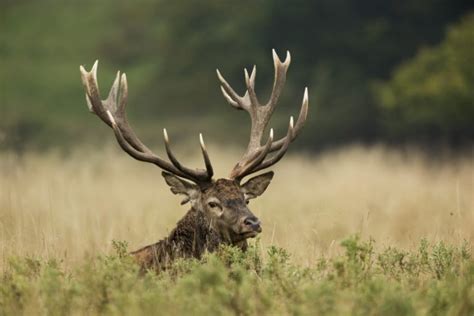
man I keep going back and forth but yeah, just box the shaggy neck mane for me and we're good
[131,207,247,271]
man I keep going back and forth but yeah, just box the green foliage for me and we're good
[1,237,473,315]
[375,13,474,143]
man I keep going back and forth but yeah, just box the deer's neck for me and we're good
[131,207,247,271]
[165,208,222,256]
[168,207,248,254]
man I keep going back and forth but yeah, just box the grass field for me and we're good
[0,145,473,314]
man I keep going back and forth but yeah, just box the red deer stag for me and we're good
[80,50,308,270]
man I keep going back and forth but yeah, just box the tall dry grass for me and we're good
[0,145,472,268]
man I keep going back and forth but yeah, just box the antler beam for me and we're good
[79,61,213,184]
[216,50,309,181]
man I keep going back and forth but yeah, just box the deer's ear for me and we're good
[241,171,274,200]
[162,172,199,204]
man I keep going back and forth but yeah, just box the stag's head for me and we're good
[162,172,273,242]
[79,50,308,242]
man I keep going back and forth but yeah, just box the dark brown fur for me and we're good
[131,207,248,271]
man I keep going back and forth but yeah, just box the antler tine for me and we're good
[230,128,274,180]
[252,117,294,173]
[163,128,189,173]
[220,86,239,108]
[80,61,214,184]
[118,73,128,113]
[216,69,247,110]
[163,129,214,180]
[103,71,120,113]
[268,87,309,152]
[199,133,214,179]
[267,50,291,110]
[80,61,108,122]
[244,66,259,107]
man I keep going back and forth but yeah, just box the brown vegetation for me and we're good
[0,145,472,269]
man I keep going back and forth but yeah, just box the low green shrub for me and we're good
[1,236,472,315]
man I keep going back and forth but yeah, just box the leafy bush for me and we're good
[1,237,473,315]
[375,13,474,143]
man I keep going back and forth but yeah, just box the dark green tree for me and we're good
[375,13,474,144]
[1,0,472,150]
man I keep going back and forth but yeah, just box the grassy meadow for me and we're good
[0,145,473,315]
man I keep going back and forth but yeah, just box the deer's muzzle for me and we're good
[243,216,262,234]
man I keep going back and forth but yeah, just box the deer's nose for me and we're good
[244,216,262,232]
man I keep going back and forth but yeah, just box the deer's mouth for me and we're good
[245,231,259,238]
[240,226,262,239]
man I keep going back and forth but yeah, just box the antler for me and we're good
[217,50,309,181]
[79,61,214,184]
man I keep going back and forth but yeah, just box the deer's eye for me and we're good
[245,200,250,205]
[208,202,220,208]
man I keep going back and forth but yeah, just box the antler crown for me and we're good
[216,50,309,181]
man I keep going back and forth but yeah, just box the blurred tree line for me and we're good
[1,0,473,152]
